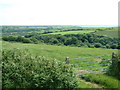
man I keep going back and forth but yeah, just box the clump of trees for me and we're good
[2,36,32,43]
[2,49,79,88]
[2,35,39,44]
[2,33,120,49]
[30,33,120,49]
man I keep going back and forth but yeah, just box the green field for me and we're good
[2,41,117,70]
[2,41,117,61]
[44,30,96,35]
[95,29,119,38]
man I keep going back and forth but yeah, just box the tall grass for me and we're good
[81,73,119,88]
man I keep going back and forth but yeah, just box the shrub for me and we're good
[2,49,79,88]
[106,53,120,80]
[2,35,17,41]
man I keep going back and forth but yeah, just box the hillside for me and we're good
[2,41,117,61]
[2,26,119,49]
[1,25,119,88]
[95,27,119,38]
[2,41,119,88]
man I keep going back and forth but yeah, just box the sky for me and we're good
[0,0,119,25]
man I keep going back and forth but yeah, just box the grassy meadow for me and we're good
[2,41,117,71]
[95,28,119,38]
[2,41,117,61]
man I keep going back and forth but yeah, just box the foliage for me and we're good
[2,36,32,43]
[2,49,79,88]
[106,53,120,80]
[29,34,119,49]
[94,43,102,48]
[3,33,119,49]
[2,26,119,49]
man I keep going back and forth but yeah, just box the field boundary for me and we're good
[65,52,117,75]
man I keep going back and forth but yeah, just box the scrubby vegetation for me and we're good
[2,49,79,88]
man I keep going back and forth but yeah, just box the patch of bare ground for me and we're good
[94,58,102,61]
[76,69,102,75]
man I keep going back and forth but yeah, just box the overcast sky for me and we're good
[0,0,119,25]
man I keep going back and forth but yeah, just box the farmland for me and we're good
[2,40,117,71]
[2,25,118,37]
[2,41,117,61]
[43,30,96,35]
[2,25,84,36]
[2,41,119,88]
[1,25,120,88]
[95,28,119,38]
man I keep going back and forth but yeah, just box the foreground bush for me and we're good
[2,49,79,88]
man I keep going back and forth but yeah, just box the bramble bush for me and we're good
[2,49,79,88]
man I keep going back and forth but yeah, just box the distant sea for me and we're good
[73,25,118,27]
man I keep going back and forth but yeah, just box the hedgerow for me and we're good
[2,49,79,88]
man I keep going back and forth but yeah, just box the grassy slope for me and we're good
[2,41,119,88]
[2,41,117,70]
[95,27,118,38]
[2,41,117,62]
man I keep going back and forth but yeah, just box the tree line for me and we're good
[2,33,120,49]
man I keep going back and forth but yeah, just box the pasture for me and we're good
[2,41,119,88]
[2,41,117,72]
[2,41,117,61]
[95,28,119,38]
